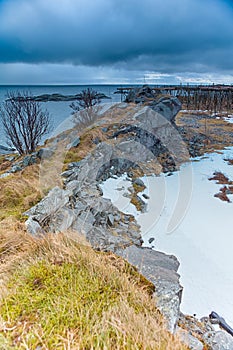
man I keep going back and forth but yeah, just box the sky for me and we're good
[0,0,233,85]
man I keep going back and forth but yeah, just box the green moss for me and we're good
[0,186,42,221]
[1,253,157,349]
[63,151,83,165]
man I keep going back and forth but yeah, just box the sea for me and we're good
[0,85,129,146]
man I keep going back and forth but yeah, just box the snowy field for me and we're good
[100,147,233,325]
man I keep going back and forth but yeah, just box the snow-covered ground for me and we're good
[223,115,233,124]
[100,147,233,325]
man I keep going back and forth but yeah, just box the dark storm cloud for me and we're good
[0,0,233,74]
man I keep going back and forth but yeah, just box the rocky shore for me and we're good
[1,86,233,349]
[24,93,184,334]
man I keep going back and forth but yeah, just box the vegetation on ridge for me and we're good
[0,232,188,350]
[0,100,192,349]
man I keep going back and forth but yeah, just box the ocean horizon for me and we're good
[0,84,128,146]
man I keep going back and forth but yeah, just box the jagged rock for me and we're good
[132,178,145,187]
[178,313,215,337]
[24,182,142,251]
[25,187,71,223]
[124,86,181,124]
[203,331,233,350]
[125,88,138,103]
[10,165,23,173]
[176,327,203,350]
[49,208,80,233]
[1,152,39,176]
[125,85,158,103]
[37,147,54,159]
[22,154,37,167]
[177,313,233,349]
[150,96,181,122]
[66,137,80,149]
[67,162,82,169]
[116,245,182,332]
[24,94,186,334]
[26,217,45,236]
[107,214,115,226]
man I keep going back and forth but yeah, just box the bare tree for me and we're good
[0,91,52,155]
[70,88,103,113]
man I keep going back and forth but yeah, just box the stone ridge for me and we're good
[24,95,185,333]
[22,89,233,348]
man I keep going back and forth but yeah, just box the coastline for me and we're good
[101,146,233,324]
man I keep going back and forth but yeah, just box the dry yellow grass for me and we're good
[0,104,190,349]
[176,111,233,153]
[0,165,42,220]
[0,232,188,350]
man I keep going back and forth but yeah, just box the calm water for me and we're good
[0,85,126,145]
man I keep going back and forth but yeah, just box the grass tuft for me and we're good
[0,165,41,220]
[0,233,188,350]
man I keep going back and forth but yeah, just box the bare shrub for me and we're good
[0,91,52,155]
[70,87,102,112]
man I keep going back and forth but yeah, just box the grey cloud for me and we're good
[0,0,233,74]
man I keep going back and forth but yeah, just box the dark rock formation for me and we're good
[124,86,182,123]
[125,85,158,103]
[9,92,111,103]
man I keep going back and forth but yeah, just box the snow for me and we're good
[100,148,233,325]
[223,115,233,124]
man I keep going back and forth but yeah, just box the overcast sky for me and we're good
[0,0,233,85]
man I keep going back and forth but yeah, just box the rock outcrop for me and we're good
[178,313,233,349]
[7,92,111,102]
[25,176,182,331]
[23,93,233,347]
[24,95,185,332]
[0,148,53,178]
[124,85,181,122]
[25,183,142,252]
[116,245,182,332]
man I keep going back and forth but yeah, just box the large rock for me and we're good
[124,85,182,123]
[125,85,158,103]
[25,187,71,223]
[176,327,203,350]
[203,331,233,350]
[116,245,182,332]
[25,184,142,251]
[150,96,182,122]
[37,147,54,159]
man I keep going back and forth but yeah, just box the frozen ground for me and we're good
[100,147,233,325]
[223,115,233,124]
